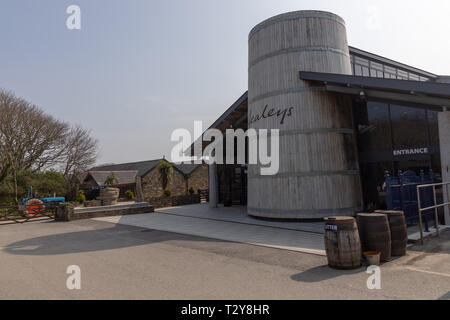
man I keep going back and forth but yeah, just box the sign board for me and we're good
[325,224,338,232]
[393,147,429,157]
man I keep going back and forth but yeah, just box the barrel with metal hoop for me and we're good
[376,210,408,257]
[357,213,392,262]
[324,216,362,269]
[248,10,362,219]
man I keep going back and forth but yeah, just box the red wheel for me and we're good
[26,199,44,217]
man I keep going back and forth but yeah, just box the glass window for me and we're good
[431,155,442,182]
[354,101,391,153]
[355,56,369,67]
[354,100,441,211]
[384,66,396,79]
[360,162,393,210]
[370,61,383,71]
[362,66,370,77]
[390,105,428,150]
[397,70,408,80]
[427,110,440,147]
[369,61,383,78]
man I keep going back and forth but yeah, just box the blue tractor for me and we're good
[22,186,65,206]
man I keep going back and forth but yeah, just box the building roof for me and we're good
[348,46,438,79]
[186,91,248,155]
[87,171,138,186]
[173,162,204,176]
[92,159,162,177]
[299,71,450,110]
[92,159,202,177]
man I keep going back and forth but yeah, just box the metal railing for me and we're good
[416,182,450,245]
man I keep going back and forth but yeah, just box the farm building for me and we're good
[81,159,208,200]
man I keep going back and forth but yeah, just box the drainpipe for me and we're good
[209,164,218,208]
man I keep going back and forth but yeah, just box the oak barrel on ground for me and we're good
[324,217,361,269]
[357,213,392,262]
[376,210,408,256]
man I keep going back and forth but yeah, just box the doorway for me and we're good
[218,165,247,206]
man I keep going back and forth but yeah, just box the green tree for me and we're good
[0,169,66,205]
[158,161,173,190]
[104,173,119,186]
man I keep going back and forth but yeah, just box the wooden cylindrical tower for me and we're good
[248,11,362,219]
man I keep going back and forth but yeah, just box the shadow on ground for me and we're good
[291,265,365,283]
[408,229,450,254]
[438,291,450,300]
[3,222,224,256]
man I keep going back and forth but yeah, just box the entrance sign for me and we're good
[393,148,429,156]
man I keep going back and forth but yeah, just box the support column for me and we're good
[135,176,144,203]
[438,111,450,225]
[209,164,218,208]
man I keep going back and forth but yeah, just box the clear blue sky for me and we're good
[1,0,449,165]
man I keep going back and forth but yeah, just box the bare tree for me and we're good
[0,90,70,202]
[0,90,99,202]
[60,126,99,200]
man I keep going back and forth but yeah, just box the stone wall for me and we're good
[55,203,154,221]
[141,167,187,198]
[187,164,209,193]
[145,194,201,209]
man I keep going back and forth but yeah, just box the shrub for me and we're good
[163,189,171,197]
[60,202,75,208]
[188,187,195,195]
[104,173,119,186]
[76,190,86,204]
[125,190,134,200]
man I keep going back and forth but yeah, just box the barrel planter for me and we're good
[376,210,408,257]
[98,187,120,206]
[247,10,362,219]
[324,217,361,269]
[357,213,392,262]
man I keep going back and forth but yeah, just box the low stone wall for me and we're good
[55,202,154,221]
[146,194,201,209]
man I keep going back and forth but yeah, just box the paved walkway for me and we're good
[2,220,448,299]
[157,204,325,234]
[94,206,326,255]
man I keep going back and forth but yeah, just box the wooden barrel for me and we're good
[247,10,362,219]
[376,210,408,256]
[324,217,361,269]
[357,213,392,262]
